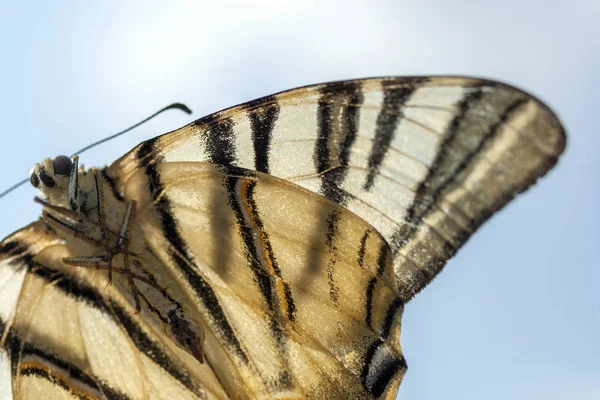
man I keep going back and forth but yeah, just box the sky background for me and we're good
[0,1,598,399]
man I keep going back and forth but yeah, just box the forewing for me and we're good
[0,221,227,400]
[109,76,566,302]
[124,162,406,398]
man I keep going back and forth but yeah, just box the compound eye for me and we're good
[29,169,40,188]
[53,155,73,176]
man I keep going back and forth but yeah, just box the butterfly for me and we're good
[0,77,565,399]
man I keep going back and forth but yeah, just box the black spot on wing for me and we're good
[361,340,407,398]
[248,99,280,174]
[361,297,405,397]
[364,80,421,191]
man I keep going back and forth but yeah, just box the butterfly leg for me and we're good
[110,200,207,362]
[59,170,130,286]
[115,200,144,314]
[93,169,115,284]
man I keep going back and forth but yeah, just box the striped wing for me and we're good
[124,162,405,398]
[109,76,566,302]
[0,221,227,399]
[1,76,566,399]
[0,169,405,399]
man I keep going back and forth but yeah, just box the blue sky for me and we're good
[0,1,597,398]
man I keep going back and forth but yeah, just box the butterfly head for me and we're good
[29,155,89,213]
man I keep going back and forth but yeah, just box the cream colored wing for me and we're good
[109,76,566,302]
[2,167,406,399]
[3,76,566,399]
[124,162,405,398]
[0,221,227,399]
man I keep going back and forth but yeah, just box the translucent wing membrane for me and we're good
[110,77,565,302]
[125,163,405,398]
[0,76,565,399]
[0,222,226,399]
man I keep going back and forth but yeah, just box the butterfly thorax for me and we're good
[30,156,132,258]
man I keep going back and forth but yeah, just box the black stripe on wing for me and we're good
[222,172,294,390]
[315,81,364,205]
[363,79,425,191]
[389,84,486,255]
[244,179,297,322]
[0,237,207,399]
[140,143,250,365]
[248,98,280,174]
[8,332,129,400]
[364,240,392,331]
[389,82,538,301]
[323,209,342,306]
[198,116,238,167]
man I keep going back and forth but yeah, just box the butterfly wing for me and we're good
[109,76,566,302]
[0,221,228,399]
[111,74,565,397]
[2,76,566,399]
[123,162,405,398]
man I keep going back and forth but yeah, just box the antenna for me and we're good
[0,103,192,200]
